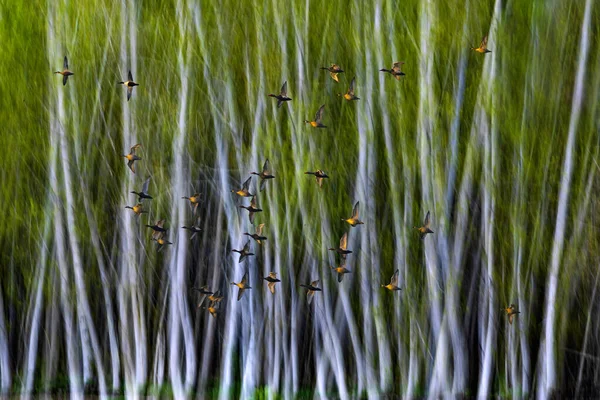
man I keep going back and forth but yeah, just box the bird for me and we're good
[194,286,213,295]
[232,177,254,197]
[208,290,224,304]
[300,280,322,304]
[264,272,281,294]
[503,304,521,324]
[231,271,251,301]
[146,219,167,240]
[232,241,254,263]
[194,286,213,308]
[244,223,267,244]
[239,196,263,225]
[329,232,352,258]
[250,159,275,191]
[152,232,173,252]
[118,70,139,101]
[125,203,147,216]
[305,170,329,188]
[342,201,364,227]
[320,63,344,82]
[414,211,434,240]
[304,105,327,128]
[380,62,406,80]
[206,301,218,318]
[338,77,359,100]
[330,261,351,283]
[268,81,292,108]
[471,36,492,53]
[382,269,401,291]
[124,144,142,174]
[131,176,152,201]
[54,56,74,86]
[182,193,201,215]
[182,217,203,240]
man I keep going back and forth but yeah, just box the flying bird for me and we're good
[305,170,329,188]
[268,81,292,108]
[264,272,281,294]
[131,176,152,201]
[232,241,254,263]
[471,36,492,53]
[239,196,263,225]
[382,270,401,291]
[338,77,359,100]
[380,62,406,80]
[251,159,275,191]
[414,211,434,240]
[342,201,364,227]
[329,232,352,258]
[304,105,327,128]
[320,63,344,82]
[244,223,267,244]
[118,70,139,101]
[54,56,74,86]
[300,280,322,304]
[232,176,254,197]
[124,144,142,174]
[231,271,252,301]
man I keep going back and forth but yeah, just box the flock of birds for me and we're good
[53,34,520,324]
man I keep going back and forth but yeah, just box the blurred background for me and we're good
[0,0,599,398]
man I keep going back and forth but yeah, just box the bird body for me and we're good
[305,170,329,188]
[182,193,201,215]
[329,232,352,258]
[342,201,364,227]
[264,272,281,294]
[232,177,254,197]
[239,196,263,225]
[131,177,152,200]
[119,70,139,101]
[244,223,267,244]
[331,262,351,282]
[304,105,326,128]
[251,159,275,191]
[472,36,492,53]
[232,241,254,263]
[414,211,434,239]
[182,217,203,240]
[54,56,74,85]
[503,304,521,324]
[300,280,322,304]
[339,77,359,100]
[231,272,251,301]
[382,269,401,291]
[124,144,142,173]
[380,62,406,80]
[268,81,292,108]
[321,64,344,82]
[125,203,146,216]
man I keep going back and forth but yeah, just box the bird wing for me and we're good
[330,72,339,82]
[249,211,256,225]
[508,314,513,325]
[243,241,251,253]
[63,74,68,86]
[268,281,276,294]
[340,233,348,250]
[251,196,258,209]
[424,211,431,228]
[268,271,277,279]
[128,70,134,82]
[348,77,356,96]
[317,177,323,188]
[142,177,150,193]
[307,290,314,304]
[392,61,404,71]
[280,81,287,97]
[241,271,248,286]
[193,202,199,216]
[260,178,267,191]
[262,159,271,175]
[127,85,133,101]
[256,223,265,236]
[242,176,252,190]
[311,280,319,288]
[390,269,399,286]
[480,36,488,49]
[64,56,68,69]
[338,272,344,282]
[315,104,325,123]
[237,287,245,301]
[156,219,164,228]
[128,159,135,173]
[352,201,360,220]
[239,254,247,263]
[130,144,141,153]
